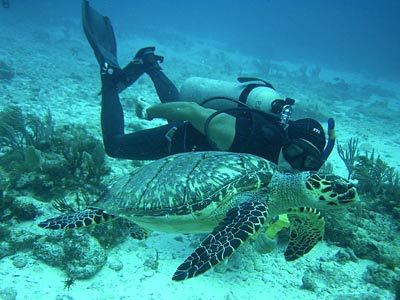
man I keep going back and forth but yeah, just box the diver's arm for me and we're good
[146,102,236,150]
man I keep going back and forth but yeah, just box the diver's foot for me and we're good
[132,46,164,71]
[113,47,164,92]
[100,62,125,84]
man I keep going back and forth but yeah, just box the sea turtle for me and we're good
[38,151,358,281]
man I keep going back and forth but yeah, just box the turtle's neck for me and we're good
[266,172,311,216]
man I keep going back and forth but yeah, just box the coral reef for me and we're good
[0,167,10,205]
[0,105,114,279]
[88,218,132,248]
[325,208,400,293]
[9,195,44,220]
[324,138,400,293]
[352,150,399,198]
[0,106,53,151]
[33,230,107,279]
[0,105,109,201]
[0,194,110,280]
[337,138,400,220]
[337,137,359,179]
[363,265,400,292]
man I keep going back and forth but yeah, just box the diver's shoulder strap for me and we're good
[237,77,275,90]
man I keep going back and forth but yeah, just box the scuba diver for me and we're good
[82,0,335,172]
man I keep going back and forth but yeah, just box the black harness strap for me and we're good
[238,83,269,105]
[237,77,276,106]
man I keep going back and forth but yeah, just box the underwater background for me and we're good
[2,0,400,80]
[0,0,399,299]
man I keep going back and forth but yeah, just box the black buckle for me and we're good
[165,126,178,154]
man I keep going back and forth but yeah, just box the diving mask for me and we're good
[282,138,323,171]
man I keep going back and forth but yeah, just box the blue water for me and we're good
[1,0,399,80]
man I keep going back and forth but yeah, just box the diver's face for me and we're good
[277,149,298,173]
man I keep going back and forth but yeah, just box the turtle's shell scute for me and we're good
[98,152,275,217]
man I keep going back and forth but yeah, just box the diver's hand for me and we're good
[135,97,152,120]
[142,108,153,121]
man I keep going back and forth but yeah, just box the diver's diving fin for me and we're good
[82,0,120,69]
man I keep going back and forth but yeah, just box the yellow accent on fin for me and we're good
[266,214,290,239]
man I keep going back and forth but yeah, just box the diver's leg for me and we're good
[115,47,159,93]
[130,47,180,103]
[100,75,125,154]
[117,46,179,102]
[146,67,180,103]
[83,2,180,160]
[101,77,171,159]
[101,68,184,159]
[102,74,211,159]
[103,123,184,160]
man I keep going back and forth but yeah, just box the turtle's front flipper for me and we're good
[38,207,116,230]
[172,200,268,281]
[284,207,325,261]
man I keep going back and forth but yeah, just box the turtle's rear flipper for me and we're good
[172,200,268,281]
[38,207,116,230]
[284,207,325,261]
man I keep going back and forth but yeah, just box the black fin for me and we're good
[82,0,119,68]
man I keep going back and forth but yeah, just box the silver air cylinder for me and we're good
[179,77,280,112]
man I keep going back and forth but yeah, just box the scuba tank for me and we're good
[179,77,281,112]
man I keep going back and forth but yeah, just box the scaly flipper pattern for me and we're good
[284,207,324,261]
[172,200,268,281]
[38,207,116,230]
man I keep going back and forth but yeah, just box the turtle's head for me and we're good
[305,173,358,209]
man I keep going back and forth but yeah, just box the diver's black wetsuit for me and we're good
[101,67,286,162]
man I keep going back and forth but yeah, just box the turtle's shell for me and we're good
[97,151,275,218]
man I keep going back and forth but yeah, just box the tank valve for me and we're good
[280,98,295,127]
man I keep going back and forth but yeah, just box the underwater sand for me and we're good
[0,239,391,299]
[0,18,399,300]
